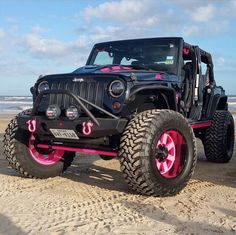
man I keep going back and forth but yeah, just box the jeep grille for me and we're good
[39,80,106,112]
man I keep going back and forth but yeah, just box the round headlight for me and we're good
[109,80,125,98]
[38,81,49,93]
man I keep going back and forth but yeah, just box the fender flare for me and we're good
[207,94,228,118]
[129,85,177,111]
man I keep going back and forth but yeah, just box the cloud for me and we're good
[80,0,236,39]
[5,16,18,24]
[181,25,200,37]
[22,34,67,59]
[223,0,236,19]
[217,57,225,66]
[4,0,236,68]
[30,25,48,34]
[82,0,163,31]
[19,32,90,67]
[9,25,18,34]
[191,5,215,22]
[0,28,5,39]
[83,0,150,22]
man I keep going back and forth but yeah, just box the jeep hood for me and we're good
[38,65,178,83]
[73,65,178,82]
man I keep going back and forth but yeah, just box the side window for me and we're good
[120,57,137,65]
[201,62,210,86]
[201,62,207,75]
[94,51,113,65]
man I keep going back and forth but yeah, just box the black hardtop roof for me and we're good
[94,37,184,47]
[94,37,211,55]
[93,37,212,64]
[183,42,212,64]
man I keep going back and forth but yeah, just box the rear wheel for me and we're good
[3,110,74,178]
[119,109,197,196]
[204,110,234,163]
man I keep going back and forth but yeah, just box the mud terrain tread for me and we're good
[119,109,197,196]
[204,110,234,163]
[3,110,33,177]
[3,109,74,178]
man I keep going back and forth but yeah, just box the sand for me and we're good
[0,114,235,235]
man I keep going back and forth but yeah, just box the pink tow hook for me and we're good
[27,120,36,133]
[82,121,93,136]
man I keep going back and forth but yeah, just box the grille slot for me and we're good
[47,80,105,111]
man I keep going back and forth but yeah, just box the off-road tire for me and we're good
[119,109,197,196]
[3,109,74,178]
[204,110,234,163]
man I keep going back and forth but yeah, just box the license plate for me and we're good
[50,129,79,139]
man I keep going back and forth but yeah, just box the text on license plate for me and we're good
[50,129,79,139]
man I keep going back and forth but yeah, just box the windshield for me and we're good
[87,38,179,74]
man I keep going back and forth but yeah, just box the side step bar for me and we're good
[190,121,211,129]
[37,144,117,157]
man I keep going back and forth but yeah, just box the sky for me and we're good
[0,0,236,95]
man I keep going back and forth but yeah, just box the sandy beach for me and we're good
[0,114,235,235]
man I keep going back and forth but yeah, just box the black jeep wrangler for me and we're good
[3,37,234,196]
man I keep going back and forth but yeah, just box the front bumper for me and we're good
[18,89,128,141]
[17,115,127,139]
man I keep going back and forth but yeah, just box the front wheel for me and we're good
[3,111,74,178]
[119,109,197,196]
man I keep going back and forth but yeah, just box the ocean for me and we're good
[0,96,33,113]
[0,95,235,116]
[228,96,236,113]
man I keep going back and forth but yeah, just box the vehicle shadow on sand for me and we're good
[64,155,130,193]
[0,141,235,193]
[63,143,236,194]
[0,158,19,177]
[120,201,235,234]
[0,213,25,235]
[64,138,236,191]
[192,140,236,188]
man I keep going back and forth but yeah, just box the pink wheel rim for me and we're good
[155,130,186,178]
[28,135,64,165]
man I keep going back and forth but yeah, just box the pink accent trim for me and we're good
[123,66,132,70]
[28,135,63,165]
[183,48,190,55]
[155,73,162,79]
[100,65,132,73]
[175,94,179,103]
[111,65,121,70]
[191,121,211,129]
[82,121,94,136]
[37,144,117,157]
[27,120,36,133]
[100,67,110,73]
